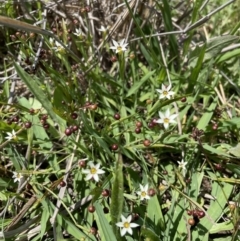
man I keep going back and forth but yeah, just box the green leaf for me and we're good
[126,70,155,97]
[197,96,218,130]
[141,227,161,241]
[147,195,165,231]
[229,143,240,157]
[110,154,124,239]
[14,63,66,132]
[209,220,234,234]
[95,202,117,241]
[40,207,50,239]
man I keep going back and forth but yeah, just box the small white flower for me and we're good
[98,26,108,32]
[155,109,178,129]
[5,130,17,141]
[82,161,105,182]
[49,37,54,45]
[156,84,175,99]
[12,172,23,183]
[177,160,187,170]
[116,215,139,236]
[52,41,67,53]
[137,184,150,201]
[73,28,85,37]
[110,39,128,54]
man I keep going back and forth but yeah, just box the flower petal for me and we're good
[116,222,124,227]
[120,228,127,236]
[130,223,139,228]
[93,174,99,182]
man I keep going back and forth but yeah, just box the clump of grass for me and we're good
[0,0,240,240]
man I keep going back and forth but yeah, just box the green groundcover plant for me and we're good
[0,0,240,240]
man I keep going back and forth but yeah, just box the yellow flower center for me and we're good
[17,173,21,178]
[163,118,169,123]
[141,191,146,197]
[117,46,123,53]
[123,222,130,228]
[163,90,168,96]
[90,168,97,174]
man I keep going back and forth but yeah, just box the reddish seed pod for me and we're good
[181,97,187,102]
[29,108,35,115]
[136,121,143,128]
[65,128,72,136]
[135,127,141,134]
[188,218,195,226]
[102,189,110,197]
[72,125,79,132]
[90,227,97,235]
[212,123,218,130]
[13,116,19,122]
[114,113,121,120]
[71,112,78,119]
[148,122,154,128]
[187,210,193,216]
[162,170,168,175]
[89,104,98,110]
[78,160,86,168]
[198,211,205,219]
[185,178,191,184]
[88,205,95,213]
[192,210,198,217]
[40,119,46,124]
[143,139,151,147]
[41,114,48,120]
[110,56,117,62]
[43,123,50,129]
[24,121,32,129]
[131,213,140,221]
[111,144,118,151]
[148,188,156,197]
[60,181,66,187]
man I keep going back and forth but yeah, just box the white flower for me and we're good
[156,84,175,99]
[12,172,23,183]
[82,161,105,182]
[73,28,85,37]
[155,109,177,129]
[137,184,150,201]
[177,160,187,170]
[110,39,128,54]
[98,26,108,32]
[116,215,139,236]
[5,130,17,141]
[52,41,67,53]
[49,37,54,45]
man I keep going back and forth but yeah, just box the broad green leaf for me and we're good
[95,202,117,241]
[147,195,165,231]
